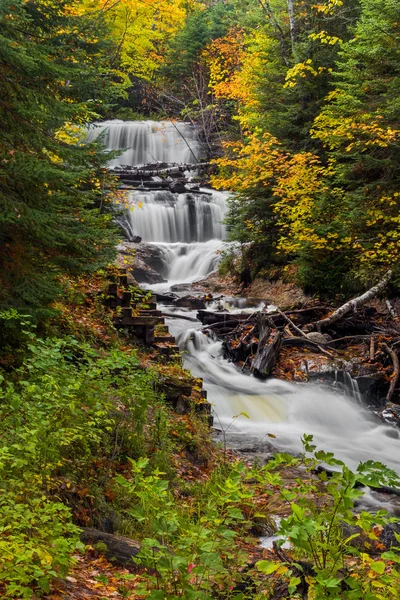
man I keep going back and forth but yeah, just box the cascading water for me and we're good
[167,315,400,474]
[86,120,201,167]
[126,187,229,289]
[126,190,227,243]
[102,119,400,475]
[89,119,229,288]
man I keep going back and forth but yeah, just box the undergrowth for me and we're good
[0,284,399,599]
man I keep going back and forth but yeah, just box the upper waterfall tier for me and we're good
[86,120,201,167]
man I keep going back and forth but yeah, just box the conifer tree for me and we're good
[0,0,124,317]
[311,0,400,285]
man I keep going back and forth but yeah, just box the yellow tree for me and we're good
[82,0,189,79]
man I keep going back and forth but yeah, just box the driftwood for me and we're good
[251,317,283,379]
[305,271,392,332]
[81,528,140,566]
[370,336,376,362]
[382,343,400,404]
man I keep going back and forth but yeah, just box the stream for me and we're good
[89,119,400,477]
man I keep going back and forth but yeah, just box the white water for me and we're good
[167,318,400,474]
[127,189,228,243]
[104,120,400,476]
[86,120,201,167]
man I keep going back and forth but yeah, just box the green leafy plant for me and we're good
[114,457,261,598]
[256,435,400,599]
[0,484,82,599]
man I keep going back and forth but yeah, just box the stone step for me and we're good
[133,302,158,311]
[153,343,180,356]
[112,316,159,326]
[195,401,212,415]
[136,309,162,316]
[154,335,176,343]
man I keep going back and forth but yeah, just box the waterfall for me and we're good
[127,189,228,243]
[90,119,229,288]
[86,120,201,167]
[96,118,400,476]
[166,319,400,474]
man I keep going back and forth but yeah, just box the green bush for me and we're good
[0,328,173,596]
[0,484,81,599]
[257,436,400,599]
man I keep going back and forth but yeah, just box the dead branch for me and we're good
[382,343,400,404]
[370,336,375,362]
[386,299,397,319]
[276,307,334,357]
[305,271,392,332]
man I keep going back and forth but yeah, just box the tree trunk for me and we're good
[286,0,297,51]
[251,318,282,378]
[305,271,392,332]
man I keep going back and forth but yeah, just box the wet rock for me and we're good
[117,242,167,285]
[381,404,400,427]
[131,235,142,243]
[175,295,206,310]
[169,180,188,194]
[132,262,166,284]
[170,283,194,292]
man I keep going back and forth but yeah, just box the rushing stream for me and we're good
[93,119,400,476]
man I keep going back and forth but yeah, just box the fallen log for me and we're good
[305,270,392,332]
[81,528,140,566]
[202,319,241,332]
[251,318,283,379]
[114,162,211,178]
[162,312,198,322]
[382,343,400,404]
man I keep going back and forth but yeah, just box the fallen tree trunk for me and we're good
[305,271,392,332]
[81,528,140,566]
[115,162,211,178]
[251,318,283,379]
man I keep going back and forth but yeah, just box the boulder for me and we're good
[175,295,206,310]
[117,242,167,285]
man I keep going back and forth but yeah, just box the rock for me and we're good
[131,235,142,243]
[117,242,167,285]
[175,295,206,310]
[381,404,400,427]
[169,181,188,194]
[306,332,332,344]
[170,283,194,292]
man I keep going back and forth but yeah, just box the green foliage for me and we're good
[0,486,82,599]
[163,2,235,83]
[0,318,174,596]
[256,435,400,599]
[213,0,400,295]
[114,458,259,598]
[0,0,124,318]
